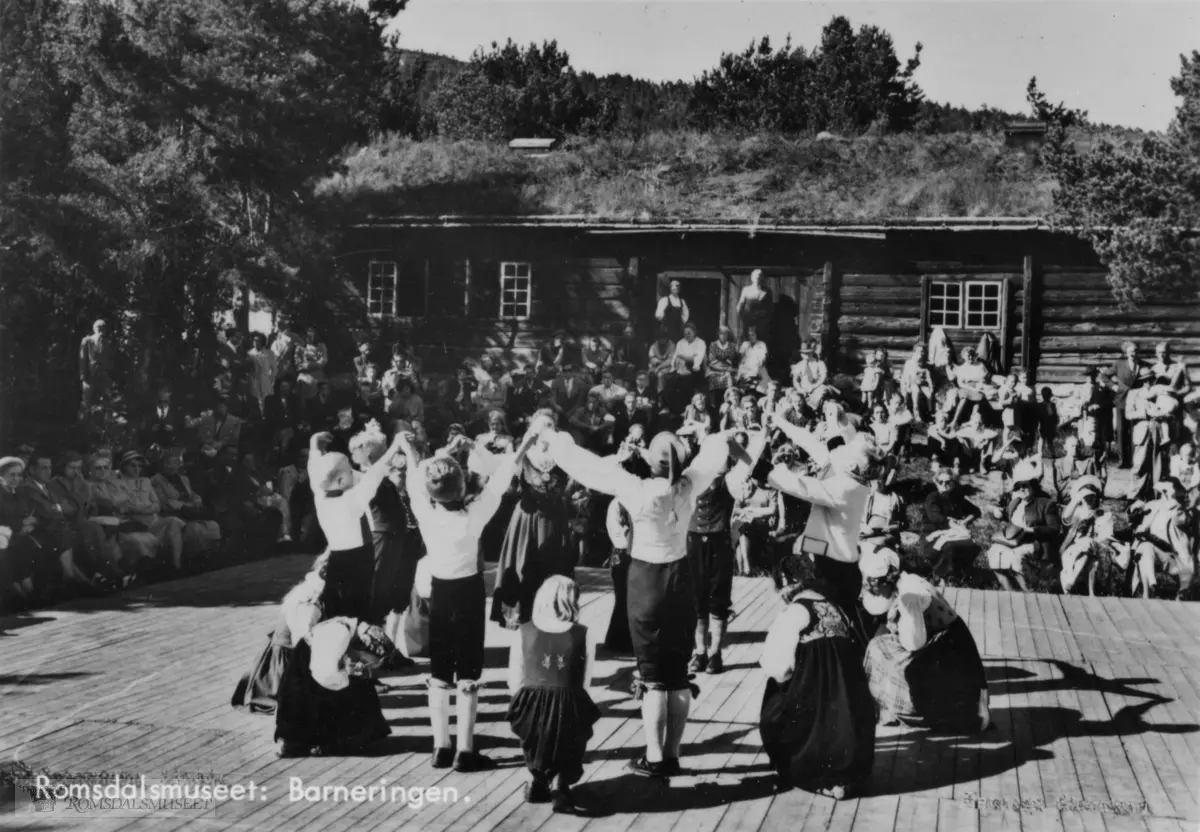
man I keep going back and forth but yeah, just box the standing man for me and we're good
[1110,341,1149,469]
[737,269,774,342]
[79,319,116,413]
[655,280,690,344]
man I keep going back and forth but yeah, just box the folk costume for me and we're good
[860,548,990,733]
[545,428,737,777]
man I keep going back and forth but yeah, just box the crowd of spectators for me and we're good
[2,290,1197,613]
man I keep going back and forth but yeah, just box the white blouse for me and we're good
[548,431,730,564]
[310,461,389,551]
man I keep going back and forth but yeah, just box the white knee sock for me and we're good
[457,685,479,752]
[708,618,725,658]
[640,690,668,762]
[694,620,709,655]
[664,689,692,759]
[428,685,452,749]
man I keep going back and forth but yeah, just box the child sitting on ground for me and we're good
[507,575,599,815]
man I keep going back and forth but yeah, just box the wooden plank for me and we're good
[939,796,982,832]
[841,274,925,288]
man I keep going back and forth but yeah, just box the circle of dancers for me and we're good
[231,402,993,814]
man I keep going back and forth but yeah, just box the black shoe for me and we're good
[386,651,416,669]
[553,784,593,815]
[454,750,496,772]
[431,747,454,769]
[627,756,667,778]
[706,653,723,674]
[525,779,552,804]
[278,742,310,758]
[688,653,707,673]
[661,758,682,777]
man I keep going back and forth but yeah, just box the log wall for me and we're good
[1036,268,1200,384]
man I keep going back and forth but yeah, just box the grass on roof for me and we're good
[315,128,1151,221]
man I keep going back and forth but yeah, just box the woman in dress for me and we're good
[920,470,982,585]
[115,450,186,572]
[247,333,277,420]
[491,411,575,629]
[274,551,393,757]
[151,447,222,560]
[85,451,159,574]
[737,326,770,393]
[759,552,876,799]
[706,326,739,408]
[951,347,992,427]
[647,330,676,395]
[901,344,935,422]
[860,547,990,733]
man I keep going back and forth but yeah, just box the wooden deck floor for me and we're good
[1,555,1197,832]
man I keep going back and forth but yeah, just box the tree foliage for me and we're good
[423,40,605,140]
[1026,77,1087,128]
[688,17,923,134]
[1042,54,1200,307]
[0,0,404,437]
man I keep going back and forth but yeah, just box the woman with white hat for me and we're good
[860,547,990,733]
[543,425,744,778]
[985,458,1062,592]
[1059,476,1116,595]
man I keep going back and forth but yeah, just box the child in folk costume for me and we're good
[273,551,393,757]
[544,427,743,778]
[306,431,408,621]
[397,427,541,772]
[507,576,600,814]
[860,353,884,412]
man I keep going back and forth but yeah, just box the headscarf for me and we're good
[646,432,688,484]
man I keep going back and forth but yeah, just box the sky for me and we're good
[386,1,1199,132]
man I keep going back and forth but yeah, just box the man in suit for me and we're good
[504,367,539,435]
[549,360,588,428]
[79,318,116,411]
[196,398,243,454]
[306,380,339,430]
[142,385,186,449]
[1110,341,1150,469]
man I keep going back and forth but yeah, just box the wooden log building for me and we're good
[336,216,1200,385]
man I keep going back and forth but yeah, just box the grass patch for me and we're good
[318,127,1151,221]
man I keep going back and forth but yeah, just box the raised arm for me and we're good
[771,408,830,467]
[683,431,736,496]
[766,465,848,509]
[546,431,645,507]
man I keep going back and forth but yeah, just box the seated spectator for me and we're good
[114,450,186,572]
[228,377,260,426]
[1051,434,1100,504]
[264,378,302,457]
[610,323,645,384]
[860,459,905,554]
[738,326,769,393]
[926,410,964,475]
[19,454,114,592]
[294,326,328,401]
[536,332,567,382]
[329,405,358,454]
[647,329,676,394]
[1169,443,1200,506]
[678,392,715,444]
[920,471,981,585]
[954,410,1000,474]
[352,380,384,426]
[194,397,242,456]
[504,367,539,434]
[706,326,739,406]
[142,384,186,450]
[1127,479,1195,600]
[950,347,992,426]
[730,455,780,577]
[386,379,424,427]
[151,447,222,561]
[568,392,617,453]
[353,341,374,383]
[1059,476,1116,595]
[581,334,612,384]
[757,379,782,419]
[868,405,901,457]
[549,361,589,429]
[381,348,420,398]
[900,344,935,423]
[719,388,745,432]
[305,380,339,430]
[86,451,165,575]
[477,410,516,455]
[589,368,628,409]
[791,341,838,415]
[669,322,707,411]
[1,457,63,605]
[51,451,128,587]
[860,353,884,413]
[629,371,660,427]
[985,459,1061,592]
[815,401,858,451]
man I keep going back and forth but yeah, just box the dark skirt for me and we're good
[323,543,375,620]
[369,532,404,626]
[605,549,633,653]
[231,628,293,715]
[628,557,696,690]
[274,640,390,750]
[507,686,601,785]
[864,617,987,733]
[759,635,876,793]
[491,501,572,628]
[387,527,425,615]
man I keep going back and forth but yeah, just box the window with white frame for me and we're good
[499,261,532,319]
[929,280,1003,329]
[367,261,398,317]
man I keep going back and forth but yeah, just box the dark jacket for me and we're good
[142,404,186,448]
